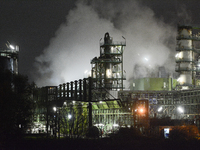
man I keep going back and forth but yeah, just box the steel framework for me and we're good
[119,89,200,122]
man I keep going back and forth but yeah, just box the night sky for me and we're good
[0,0,74,78]
[1,0,200,87]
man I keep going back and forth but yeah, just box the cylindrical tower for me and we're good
[0,44,19,74]
[176,25,195,88]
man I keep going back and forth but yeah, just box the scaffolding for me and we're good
[91,32,126,94]
[119,89,200,122]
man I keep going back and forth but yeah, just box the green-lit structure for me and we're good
[32,33,138,137]
[129,77,178,91]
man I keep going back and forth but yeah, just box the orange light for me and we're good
[139,108,144,113]
[138,108,145,114]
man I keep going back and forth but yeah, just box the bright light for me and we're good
[139,108,144,113]
[177,77,183,83]
[94,123,104,127]
[84,70,91,77]
[111,46,114,52]
[68,114,72,119]
[175,53,180,58]
[84,70,88,74]
[9,45,15,50]
[177,106,184,113]
[99,101,102,103]
[145,58,148,61]
[106,69,112,78]
[53,107,57,112]
[175,53,182,58]
[158,106,163,112]
[113,124,119,127]
[164,128,170,139]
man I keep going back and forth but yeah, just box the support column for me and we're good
[88,77,92,128]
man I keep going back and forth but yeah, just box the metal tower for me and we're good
[0,43,19,74]
[91,33,126,100]
[175,25,200,89]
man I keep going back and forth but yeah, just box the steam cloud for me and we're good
[34,0,177,88]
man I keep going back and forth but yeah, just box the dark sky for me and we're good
[1,0,200,85]
[0,0,75,77]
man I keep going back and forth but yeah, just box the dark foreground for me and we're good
[1,136,200,150]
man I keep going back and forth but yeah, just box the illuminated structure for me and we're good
[130,77,177,91]
[134,99,149,133]
[32,28,200,137]
[32,33,136,137]
[0,43,19,74]
[175,25,200,89]
[91,32,126,97]
[119,89,200,120]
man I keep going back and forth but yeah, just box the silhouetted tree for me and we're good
[0,70,35,141]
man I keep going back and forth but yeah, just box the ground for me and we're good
[1,136,200,150]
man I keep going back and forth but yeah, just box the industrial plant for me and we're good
[2,25,200,138]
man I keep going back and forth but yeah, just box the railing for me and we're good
[176,47,193,51]
[100,41,126,46]
[91,58,122,63]
[177,35,200,41]
[175,58,194,62]
[175,66,200,72]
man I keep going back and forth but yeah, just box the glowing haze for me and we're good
[34,0,177,87]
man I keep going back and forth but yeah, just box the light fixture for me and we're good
[68,114,72,119]
[158,106,163,112]
[9,44,15,50]
[53,107,57,112]
[177,106,184,113]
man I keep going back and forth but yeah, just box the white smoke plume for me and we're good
[34,0,176,88]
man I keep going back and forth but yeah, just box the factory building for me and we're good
[32,33,135,136]
[120,25,200,131]
[31,26,200,137]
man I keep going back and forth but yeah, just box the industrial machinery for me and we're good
[176,25,200,89]
[32,33,132,137]
[91,32,126,99]
[32,27,200,137]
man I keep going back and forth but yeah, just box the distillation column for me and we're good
[176,25,194,89]
[91,32,126,95]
